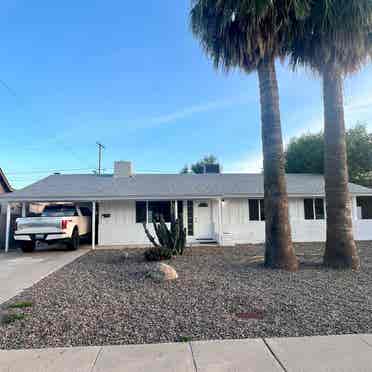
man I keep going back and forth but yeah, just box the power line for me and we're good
[6,167,95,175]
[0,77,95,168]
[0,79,23,102]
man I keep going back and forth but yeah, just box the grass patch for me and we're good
[8,301,33,309]
[178,336,193,343]
[1,313,26,325]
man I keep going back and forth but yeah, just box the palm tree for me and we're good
[190,1,308,271]
[287,0,372,269]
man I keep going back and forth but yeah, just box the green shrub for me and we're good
[144,247,173,262]
[178,336,193,343]
[8,301,33,309]
[1,313,26,325]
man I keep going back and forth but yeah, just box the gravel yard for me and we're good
[1,242,372,350]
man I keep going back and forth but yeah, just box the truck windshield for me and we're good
[41,205,77,217]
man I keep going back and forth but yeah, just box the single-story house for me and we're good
[1,161,372,250]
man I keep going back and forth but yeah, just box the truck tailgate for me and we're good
[16,217,64,234]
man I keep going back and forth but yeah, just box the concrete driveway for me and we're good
[0,246,89,304]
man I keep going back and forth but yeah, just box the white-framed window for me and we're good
[357,197,372,220]
[304,198,325,220]
[135,200,183,223]
[248,199,265,221]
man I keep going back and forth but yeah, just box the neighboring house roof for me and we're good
[0,173,371,202]
[0,168,13,193]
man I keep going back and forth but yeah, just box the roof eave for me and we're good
[2,190,372,203]
[0,169,14,193]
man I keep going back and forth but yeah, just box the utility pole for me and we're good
[96,142,105,175]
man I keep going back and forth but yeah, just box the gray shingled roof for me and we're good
[1,173,371,202]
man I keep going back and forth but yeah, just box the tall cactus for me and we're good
[143,214,187,257]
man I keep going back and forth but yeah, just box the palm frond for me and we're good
[286,0,372,75]
[190,0,312,73]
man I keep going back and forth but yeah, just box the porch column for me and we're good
[21,203,26,218]
[92,201,96,250]
[174,200,178,220]
[5,203,11,252]
[218,198,223,245]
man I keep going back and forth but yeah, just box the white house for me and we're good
[1,160,372,250]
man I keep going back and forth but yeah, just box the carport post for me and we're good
[5,203,11,252]
[21,203,26,217]
[218,198,223,245]
[92,201,96,250]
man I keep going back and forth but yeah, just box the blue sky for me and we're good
[1,0,372,189]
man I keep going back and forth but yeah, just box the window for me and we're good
[314,199,325,220]
[248,199,265,221]
[136,200,183,224]
[187,200,194,236]
[304,199,314,220]
[357,197,372,220]
[304,199,325,220]
[42,205,78,217]
[260,200,265,221]
[148,201,171,223]
[136,201,146,223]
[177,200,184,221]
[80,207,92,217]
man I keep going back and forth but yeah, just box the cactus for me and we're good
[143,214,187,259]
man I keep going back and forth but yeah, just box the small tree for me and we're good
[180,155,219,174]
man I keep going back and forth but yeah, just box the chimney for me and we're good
[114,161,133,177]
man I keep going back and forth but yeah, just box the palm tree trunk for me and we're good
[322,66,360,270]
[257,57,298,272]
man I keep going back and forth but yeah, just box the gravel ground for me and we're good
[1,242,372,350]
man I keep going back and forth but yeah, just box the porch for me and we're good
[98,199,225,246]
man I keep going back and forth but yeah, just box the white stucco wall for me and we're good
[98,197,372,246]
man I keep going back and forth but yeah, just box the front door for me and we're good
[195,200,213,239]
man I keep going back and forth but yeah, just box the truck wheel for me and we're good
[69,228,80,250]
[20,242,35,253]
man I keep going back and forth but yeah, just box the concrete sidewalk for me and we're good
[1,334,372,372]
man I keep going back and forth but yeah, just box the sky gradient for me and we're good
[1,0,372,189]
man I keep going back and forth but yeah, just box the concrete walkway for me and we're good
[0,246,89,304]
[1,334,372,372]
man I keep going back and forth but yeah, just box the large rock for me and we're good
[146,263,178,282]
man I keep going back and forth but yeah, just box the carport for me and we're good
[1,198,97,252]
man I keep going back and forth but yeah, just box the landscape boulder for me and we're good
[146,263,178,282]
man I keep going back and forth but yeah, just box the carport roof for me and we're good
[1,173,372,202]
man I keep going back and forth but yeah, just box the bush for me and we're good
[144,247,173,262]
[1,313,26,325]
[8,301,33,309]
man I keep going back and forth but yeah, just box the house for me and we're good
[1,161,372,250]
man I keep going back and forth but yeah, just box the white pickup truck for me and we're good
[14,204,92,252]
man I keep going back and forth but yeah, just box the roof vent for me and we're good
[114,161,133,178]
